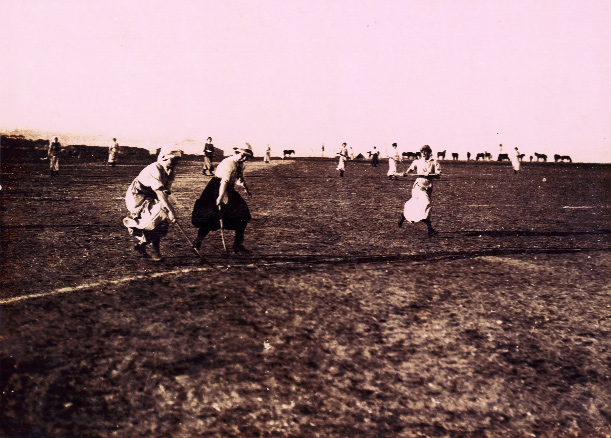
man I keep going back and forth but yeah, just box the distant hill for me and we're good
[0,129,229,159]
[1,134,152,163]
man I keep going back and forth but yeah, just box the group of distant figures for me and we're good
[33,136,573,180]
[38,137,121,176]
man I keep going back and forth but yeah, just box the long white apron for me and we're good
[403,181,431,222]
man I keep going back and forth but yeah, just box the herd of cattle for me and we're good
[396,150,572,163]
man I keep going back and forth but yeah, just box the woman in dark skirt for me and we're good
[192,144,253,252]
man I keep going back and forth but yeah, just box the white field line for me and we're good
[465,205,600,209]
[464,205,522,207]
[0,266,214,305]
[477,255,546,271]
[0,259,306,305]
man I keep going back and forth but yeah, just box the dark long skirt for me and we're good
[191,177,251,231]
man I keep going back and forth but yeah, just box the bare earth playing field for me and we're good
[1,157,610,437]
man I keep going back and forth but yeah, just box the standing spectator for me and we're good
[368,146,380,167]
[349,146,355,160]
[46,137,62,176]
[123,146,183,261]
[336,142,349,177]
[510,146,521,174]
[399,144,441,236]
[192,144,254,253]
[202,137,215,175]
[264,145,271,163]
[108,138,119,167]
[387,143,401,180]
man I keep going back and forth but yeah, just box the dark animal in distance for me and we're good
[497,153,510,161]
[437,150,446,160]
[476,152,492,161]
[63,145,82,158]
[282,150,295,159]
[535,152,547,162]
[554,154,572,163]
[518,154,525,161]
[451,153,459,160]
[401,152,418,160]
[466,152,471,160]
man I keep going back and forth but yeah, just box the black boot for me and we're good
[194,228,209,249]
[233,228,251,253]
[424,220,438,236]
[134,242,149,258]
[398,214,405,228]
[233,244,251,253]
[151,239,163,261]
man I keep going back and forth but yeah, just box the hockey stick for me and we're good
[218,205,229,254]
[174,220,211,265]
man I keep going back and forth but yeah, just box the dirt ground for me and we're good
[1,157,610,437]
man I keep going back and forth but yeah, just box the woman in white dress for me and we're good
[398,145,441,236]
[387,143,401,180]
[123,146,183,260]
[264,145,271,163]
[510,147,521,174]
[108,138,118,166]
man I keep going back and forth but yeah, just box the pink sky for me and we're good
[2,0,610,162]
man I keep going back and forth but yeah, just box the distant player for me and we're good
[46,137,62,177]
[202,137,215,175]
[108,138,118,167]
[264,145,271,163]
[336,143,349,177]
[368,146,380,167]
[510,146,521,174]
[387,143,401,180]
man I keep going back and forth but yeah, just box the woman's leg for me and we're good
[398,213,406,228]
[423,218,437,236]
[151,237,162,260]
[193,228,210,249]
[232,224,250,252]
[134,230,150,257]
[147,222,168,260]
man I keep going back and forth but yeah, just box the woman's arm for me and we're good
[216,180,228,206]
[433,160,442,177]
[154,189,176,222]
[403,161,417,175]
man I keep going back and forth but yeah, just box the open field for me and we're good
[1,157,610,437]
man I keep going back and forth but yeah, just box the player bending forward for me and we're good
[123,146,183,260]
[191,144,254,253]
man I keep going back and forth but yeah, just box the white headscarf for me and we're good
[233,143,254,157]
[158,146,183,162]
